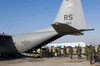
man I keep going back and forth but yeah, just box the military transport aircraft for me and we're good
[0,0,94,56]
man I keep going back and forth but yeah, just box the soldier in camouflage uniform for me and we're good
[49,48,53,57]
[97,45,100,59]
[69,46,73,59]
[43,48,46,57]
[85,45,89,60]
[46,48,50,58]
[63,46,66,57]
[58,47,61,57]
[88,46,94,64]
[87,46,90,60]
[76,46,82,60]
[55,47,58,57]
[40,48,43,58]
[92,46,97,62]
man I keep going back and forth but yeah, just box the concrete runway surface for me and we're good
[0,54,100,66]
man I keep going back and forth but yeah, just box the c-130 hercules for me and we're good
[0,0,94,56]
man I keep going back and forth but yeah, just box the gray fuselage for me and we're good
[0,27,60,54]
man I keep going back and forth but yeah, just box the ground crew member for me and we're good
[76,46,82,60]
[69,46,73,59]
[88,46,94,64]
[55,47,58,57]
[58,47,61,57]
[46,48,49,58]
[85,45,89,60]
[63,46,66,57]
[40,48,43,58]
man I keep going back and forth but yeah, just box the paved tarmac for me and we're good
[0,54,100,66]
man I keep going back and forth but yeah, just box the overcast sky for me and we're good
[0,0,100,46]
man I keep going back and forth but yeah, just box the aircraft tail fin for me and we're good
[54,0,87,30]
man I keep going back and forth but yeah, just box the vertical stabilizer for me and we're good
[54,0,87,30]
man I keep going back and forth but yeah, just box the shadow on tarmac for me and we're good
[0,54,36,61]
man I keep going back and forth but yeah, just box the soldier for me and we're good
[92,46,98,62]
[88,46,94,64]
[85,45,89,60]
[40,48,43,58]
[58,47,61,57]
[49,48,53,57]
[69,46,73,59]
[92,46,96,61]
[46,48,49,58]
[63,46,66,57]
[44,48,46,57]
[97,45,100,59]
[43,48,46,57]
[55,47,58,57]
[76,46,82,60]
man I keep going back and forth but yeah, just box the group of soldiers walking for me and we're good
[40,46,76,59]
[85,45,100,64]
[40,45,100,64]
[40,46,71,58]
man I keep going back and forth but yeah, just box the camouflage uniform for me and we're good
[58,47,61,57]
[97,45,100,59]
[46,48,49,58]
[63,46,66,57]
[43,48,46,57]
[40,48,43,58]
[76,46,82,60]
[55,48,58,57]
[92,46,98,62]
[50,48,53,57]
[69,47,73,59]
[85,45,89,60]
[92,47,96,58]
[88,46,94,64]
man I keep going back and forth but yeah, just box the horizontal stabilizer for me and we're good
[52,23,80,35]
[52,23,94,35]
